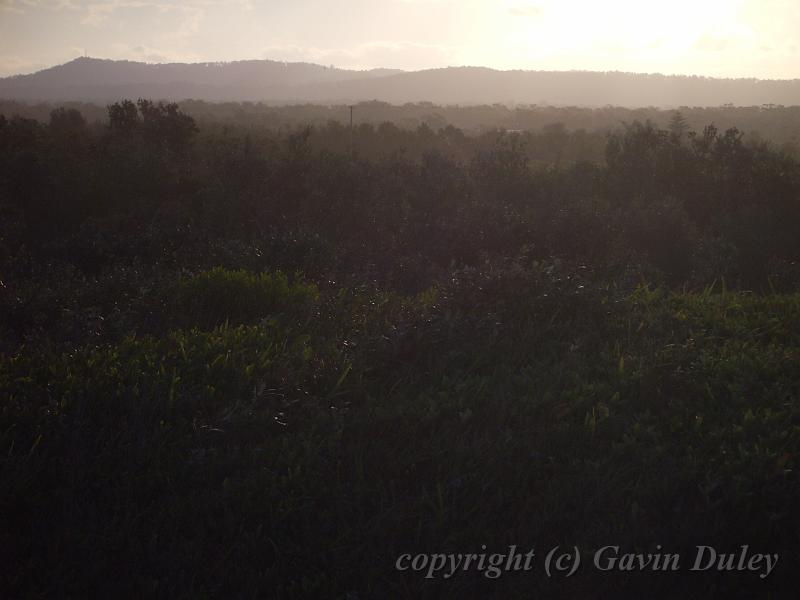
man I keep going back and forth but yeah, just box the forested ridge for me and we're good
[2,100,800,598]
[4,57,800,107]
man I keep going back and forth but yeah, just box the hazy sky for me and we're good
[1,0,798,78]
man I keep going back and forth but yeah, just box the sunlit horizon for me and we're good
[1,0,798,80]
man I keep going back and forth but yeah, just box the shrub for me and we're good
[169,267,319,329]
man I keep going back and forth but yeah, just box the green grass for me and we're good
[2,268,799,598]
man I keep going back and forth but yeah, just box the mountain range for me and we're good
[2,57,800,107]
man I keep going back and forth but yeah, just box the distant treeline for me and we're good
[1,99,799,155]
[2,99,800,308]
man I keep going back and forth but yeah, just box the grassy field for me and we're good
[3,265,799,598]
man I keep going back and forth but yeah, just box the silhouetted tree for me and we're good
[668,110,690,140]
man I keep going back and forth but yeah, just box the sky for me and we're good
[1,0,799,79]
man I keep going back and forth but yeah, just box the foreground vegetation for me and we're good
[1,101,799,598]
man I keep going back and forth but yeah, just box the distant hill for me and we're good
[0,57,402,103]
[2,57,800,107]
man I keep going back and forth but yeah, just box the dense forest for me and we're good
[3,98,800,156]
[2,100,800,598]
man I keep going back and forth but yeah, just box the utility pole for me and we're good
[349,105,354,159]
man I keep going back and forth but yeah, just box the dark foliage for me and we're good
[2,102,800,599]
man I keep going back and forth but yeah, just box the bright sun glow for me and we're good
[0,0,798,78]
[482,0,753,75]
